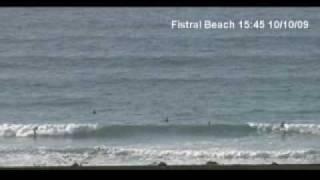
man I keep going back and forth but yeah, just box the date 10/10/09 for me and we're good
[238,20,309,30]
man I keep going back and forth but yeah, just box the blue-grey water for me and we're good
[0,8,320,166]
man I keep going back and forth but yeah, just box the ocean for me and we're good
[0,8,320,166]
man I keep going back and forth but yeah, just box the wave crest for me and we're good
[248,122,320,135]
[1,122,320,138]
[0,123,98,137]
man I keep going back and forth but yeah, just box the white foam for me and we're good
[248,122,320,135]
[0,123,99,137]
[1,122,320,138]
[0,147,319,166]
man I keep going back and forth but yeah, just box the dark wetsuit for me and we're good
[33,127,38,139]
[280,122,285,128]
[280,122,286,140]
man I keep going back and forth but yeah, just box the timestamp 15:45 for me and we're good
[238,20,309,30]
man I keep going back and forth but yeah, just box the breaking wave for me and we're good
[1,122,320,138]
[248,122,320,135]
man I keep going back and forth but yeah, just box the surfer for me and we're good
[280,121,285,128]
[33,126,38,139]
[280,121,286,140]
[164,117,169,123]
[92,110,96,114]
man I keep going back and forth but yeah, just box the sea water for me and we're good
[0,8,320,166]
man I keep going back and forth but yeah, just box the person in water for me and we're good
[280,121,285,128]
[33,126,38,139]
[280,121,286,140]
[164,117,169,123]
[92,110,97,114]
